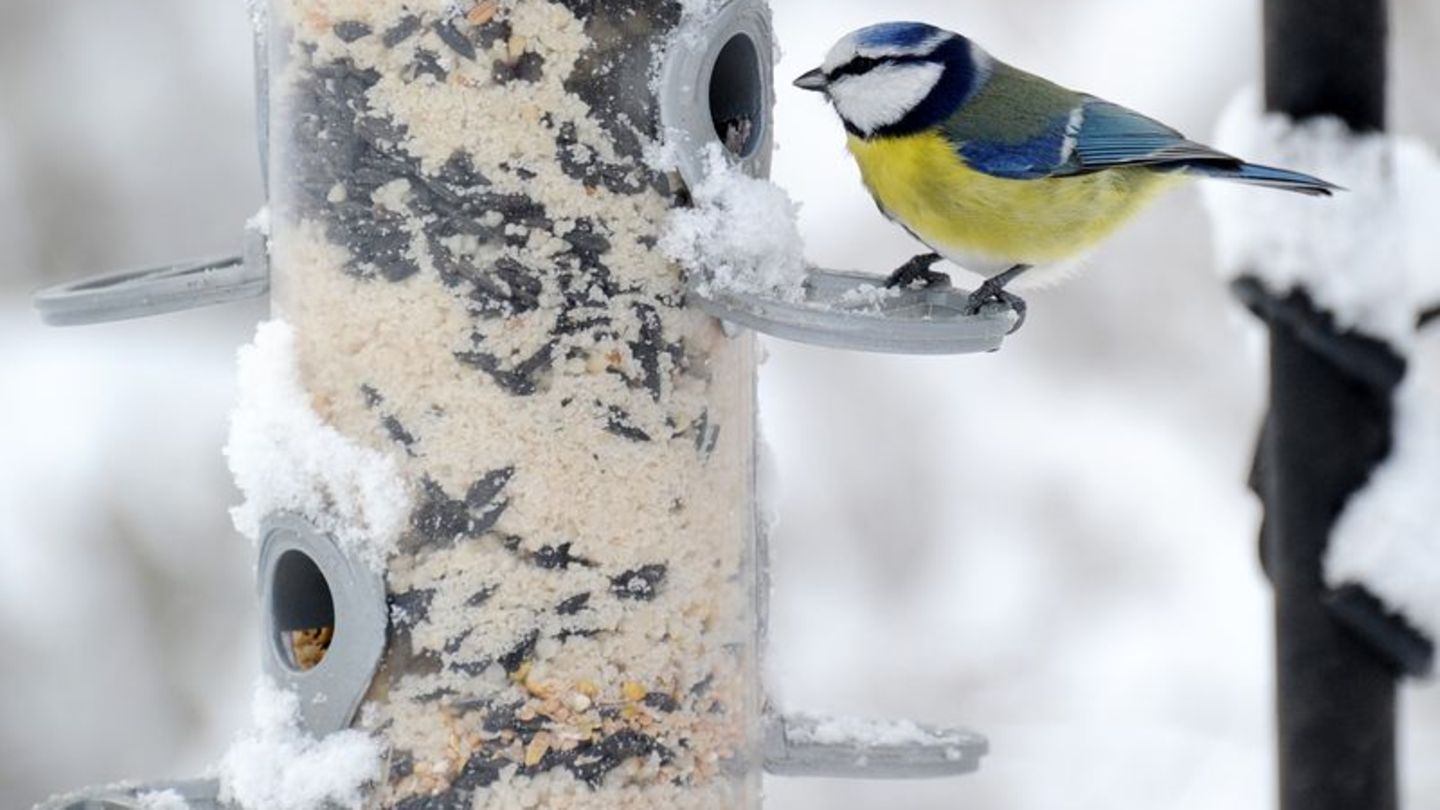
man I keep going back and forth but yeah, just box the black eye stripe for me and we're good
[828,53,934,81]
[828,56,882,80]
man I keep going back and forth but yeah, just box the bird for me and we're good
[793,22,1337,330]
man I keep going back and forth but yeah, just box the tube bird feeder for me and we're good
[264,2,768,805]
[33,2,995,808]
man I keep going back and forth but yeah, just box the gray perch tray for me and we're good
[33,227,271,327]
[688,268,1017,355]
[32,255,268,327]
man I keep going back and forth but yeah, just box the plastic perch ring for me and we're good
[33,254,267,326]
[687,267,1019,355]
[32,237,268,327]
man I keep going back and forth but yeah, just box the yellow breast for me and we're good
[846,131,1182,270]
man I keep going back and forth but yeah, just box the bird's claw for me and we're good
[884,253,951,290]
[964,286,1027,335]
[889,254,1026,335]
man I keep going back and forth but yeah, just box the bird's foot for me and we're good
[964,279,1027,335]
[884,253,951,290]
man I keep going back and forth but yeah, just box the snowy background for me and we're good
[2,1,1437,808]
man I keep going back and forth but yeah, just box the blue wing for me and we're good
[952,126,1070,179]
[940,79,1336,194]
[944,93,1239,180]
[1038,99,1334,194]
[1067,99,1238,171]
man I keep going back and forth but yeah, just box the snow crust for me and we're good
[677,0,721,19]
[836,283,902,309]
[1201,88,1426,347]
[245,0,267,36]
[1329,327,1440,640]
[224,320,410,572]
[245,205,271,238]
[1399,140,1440,313]
[791,715,942,748]
[659,143,808,302]
[134,789,190,810]
[1203,89,1440,642]
[218,679,382,810]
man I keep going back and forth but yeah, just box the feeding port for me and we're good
[256,514,387,736]
[661,0,775,190]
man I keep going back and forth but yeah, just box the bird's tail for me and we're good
[1185,160,1341,196]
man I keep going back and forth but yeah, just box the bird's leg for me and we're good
[964,264,1030,334]
[884,252,951,290]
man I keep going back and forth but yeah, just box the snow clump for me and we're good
[218,679,383,810]
[224,320,410,572]
[660,143,808,302]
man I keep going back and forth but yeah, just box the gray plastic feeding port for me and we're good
[658,0,774,183]
[35,779,226,810]
[764,712,988,779]
[257,513,387,736]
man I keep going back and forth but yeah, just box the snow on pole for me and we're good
[1201,0,1438,807]
[1331,321,1440,654]
[1206,76,1440,669]
[246,1,770,807]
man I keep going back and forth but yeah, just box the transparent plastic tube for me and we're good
[264,1,762,807]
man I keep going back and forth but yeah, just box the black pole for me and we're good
[1253,2,1399,810]
[1264,0,1387,133]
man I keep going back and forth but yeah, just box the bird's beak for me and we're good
[793,68,828,92]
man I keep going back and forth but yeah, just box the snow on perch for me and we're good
[1203,87,1440,644]
[133,790,190,810]
[224,320,411,572]
[789,715,961,750]
[659,143,808,301]
[218,679,383,810]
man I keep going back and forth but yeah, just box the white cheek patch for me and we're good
[827,62,945,135]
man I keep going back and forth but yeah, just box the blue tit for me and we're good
[794,22,1336,325]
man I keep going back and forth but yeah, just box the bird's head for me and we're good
[795,22,989,139]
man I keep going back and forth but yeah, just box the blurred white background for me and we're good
[1,1,1437,808]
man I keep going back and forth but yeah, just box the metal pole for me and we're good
[1254,2,1398,809]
